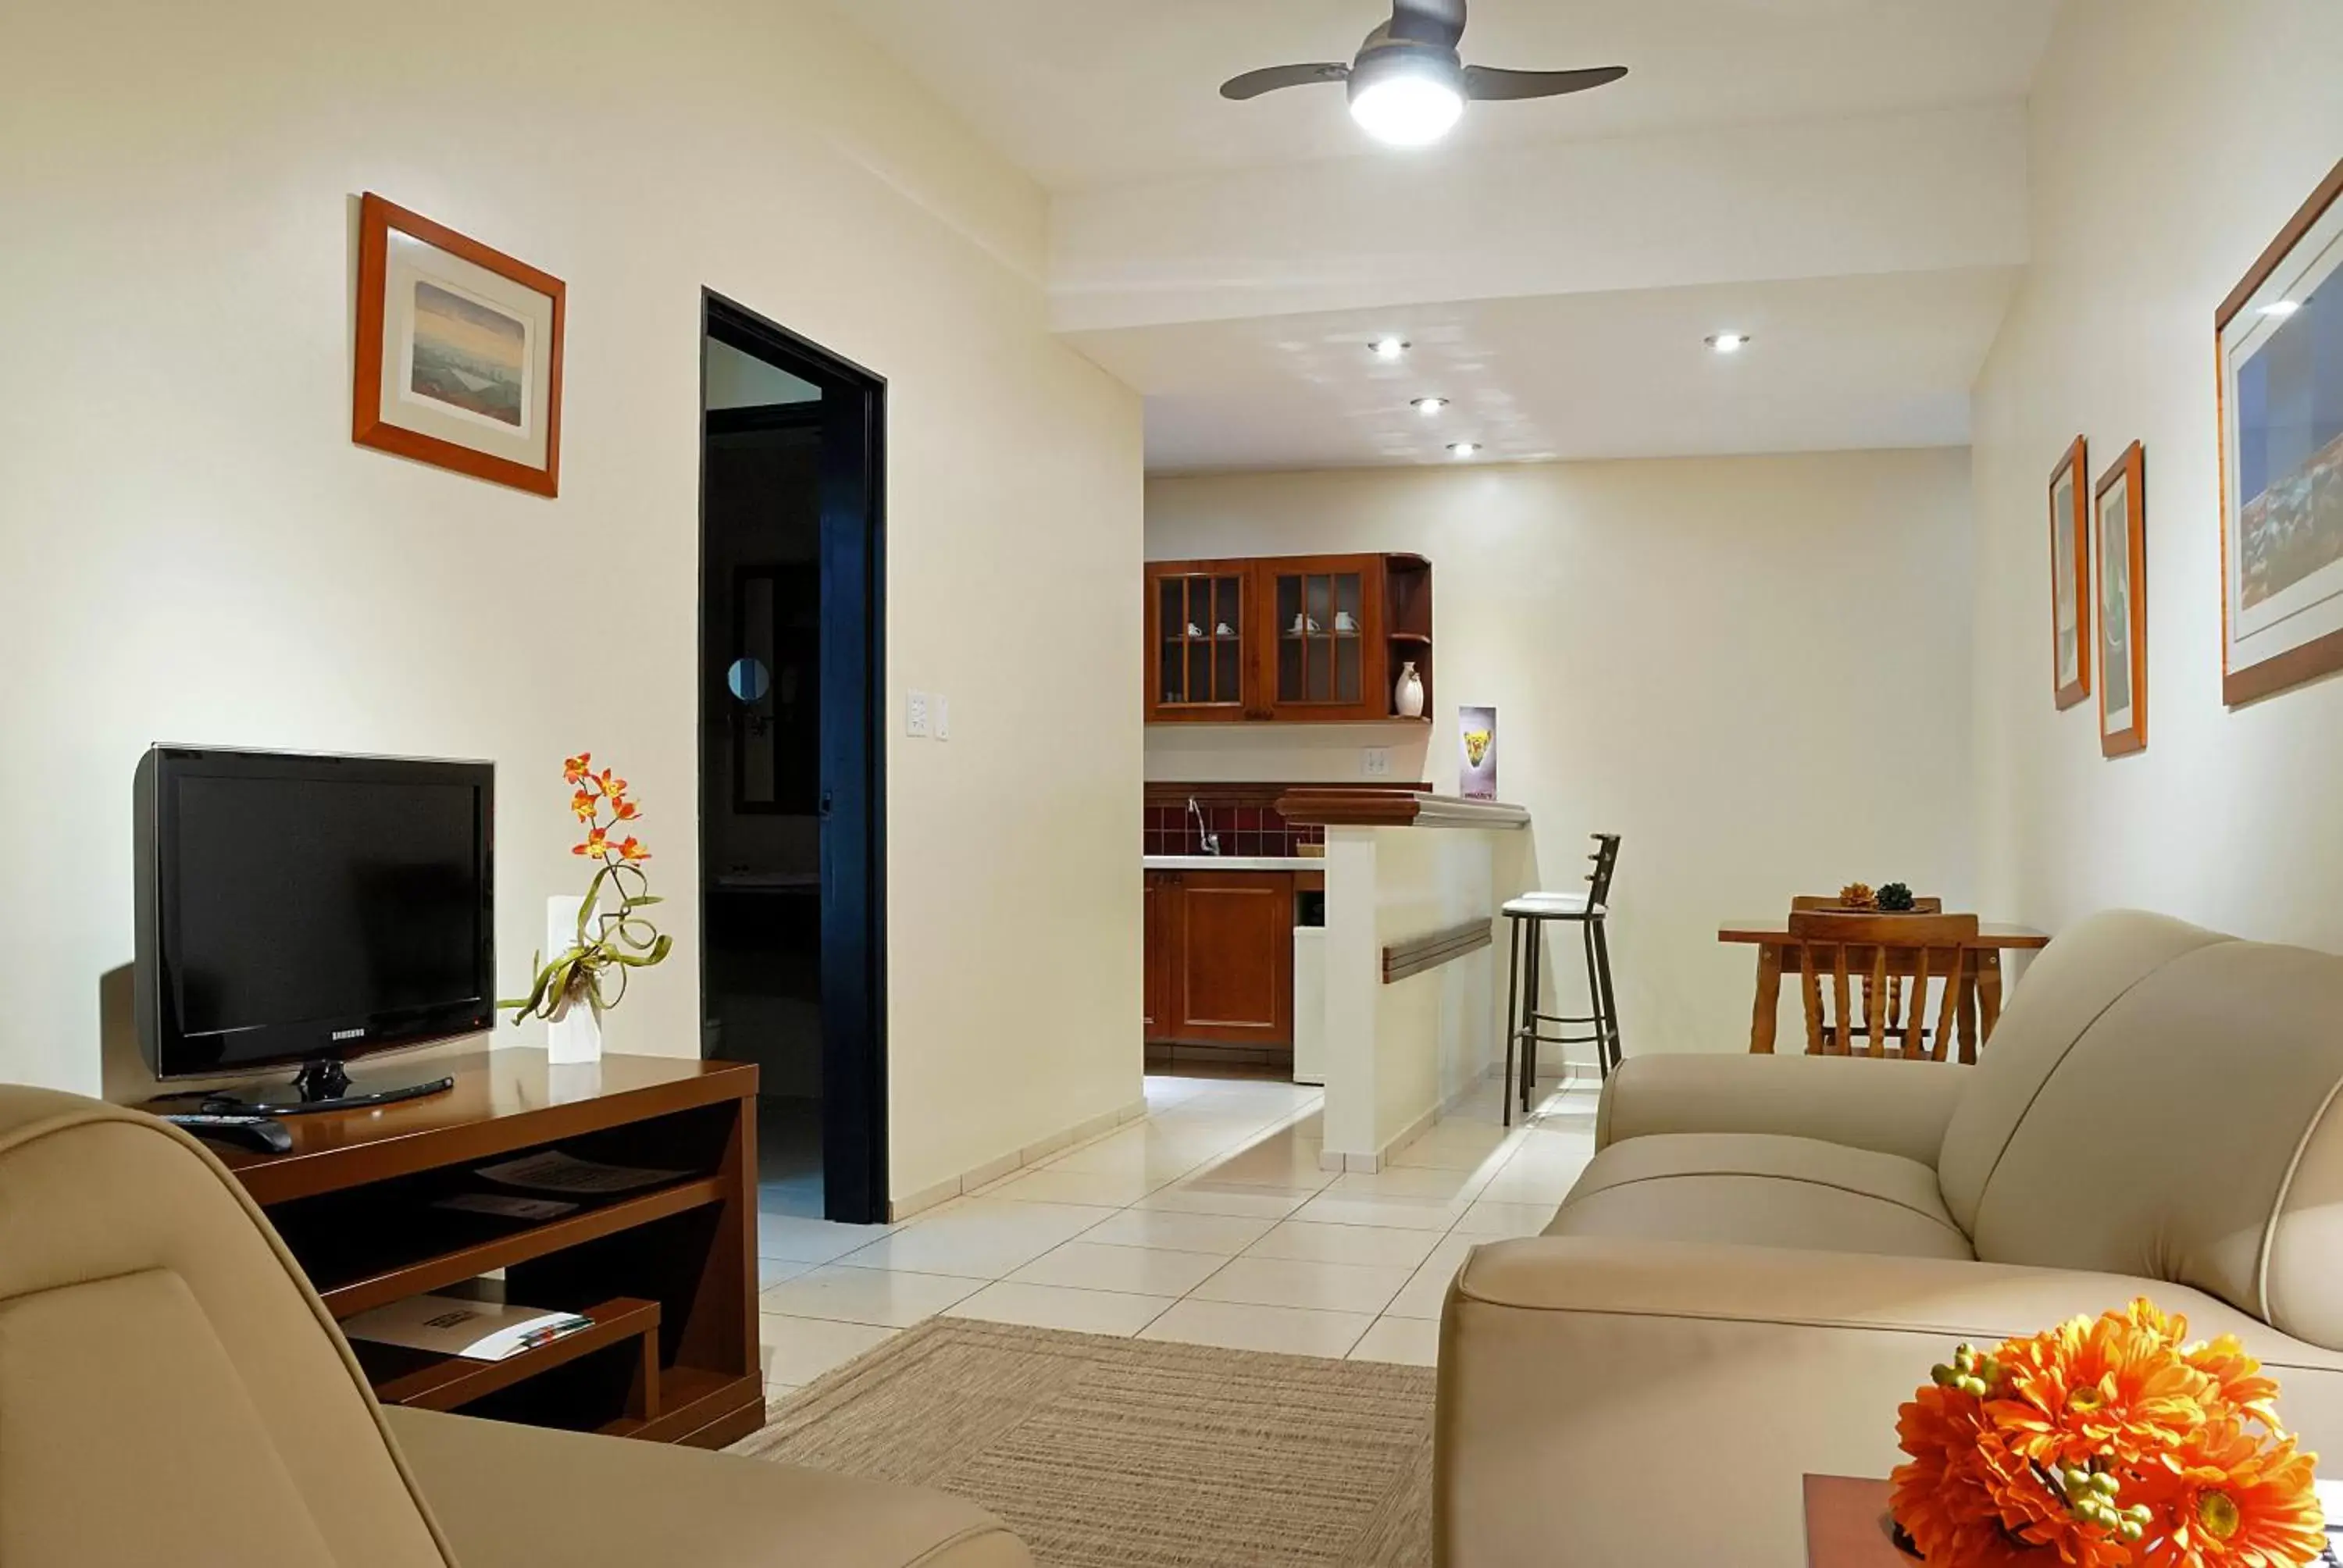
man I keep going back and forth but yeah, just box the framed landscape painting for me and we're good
[354,194,565,497]
[2048,435,2091,710]
[2218,157,2343,704]
[2095,442,2148,757]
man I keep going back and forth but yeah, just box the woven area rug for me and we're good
[733,1317,1437,1567]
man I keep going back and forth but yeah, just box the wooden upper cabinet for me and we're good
[1144,553,1432,725]
[1147,560,1255,722]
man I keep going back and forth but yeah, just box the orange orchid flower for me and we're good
[611,797,641,821]
[596,768,627,798]
[563,752,593,784]
[573,827,610,858]
[571,789,598,821]
[615,836,651,863]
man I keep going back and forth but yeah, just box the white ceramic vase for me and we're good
[544,893,604,1065]
[1395,661,1425,718]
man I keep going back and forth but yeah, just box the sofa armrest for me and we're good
[1434,1238,2343,1568]
[1593,1051,1971,1164]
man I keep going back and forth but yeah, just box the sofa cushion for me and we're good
[1545,1131,1971,1260]
[385,1405,1032,1568]
[1964,937,2343,1349]
[1935,910,2227,1233]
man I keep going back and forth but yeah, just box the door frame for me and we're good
[699,290,889,1224]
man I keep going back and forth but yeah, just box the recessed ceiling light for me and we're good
[1706,333,1752,354]
[2259,301,2302,318]
[1413,397,1449,415]
[1370,337,1410,360]
[1448,442,1480,459]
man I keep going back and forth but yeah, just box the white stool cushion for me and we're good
[1504,893,1598,918]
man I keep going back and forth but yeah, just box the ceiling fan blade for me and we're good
[1463,63,1628,101]
[1389,0,1467,50]
[1219,62,1352,101]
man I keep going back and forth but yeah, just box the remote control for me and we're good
[161,1113,294,1155]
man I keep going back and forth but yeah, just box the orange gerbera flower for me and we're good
[563,752,593,784]
[1895,1384,2127,1567]
[1991,1303,2216,1470]
[2185,1336,2284,1433]
[573,827,609,858]
[615,836,650,863]
[2132,1421,2323,1568]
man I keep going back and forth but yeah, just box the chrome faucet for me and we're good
[1186,796,1221,856]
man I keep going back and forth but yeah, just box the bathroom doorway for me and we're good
[699,292,886,1224]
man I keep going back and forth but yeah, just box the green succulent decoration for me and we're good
[1877,882,1916,912]
[501,753,674,1027]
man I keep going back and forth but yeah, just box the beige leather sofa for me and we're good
[1435,911,2343,1567]
[0,1085,1029,1568]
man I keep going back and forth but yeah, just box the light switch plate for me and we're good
[934,695,951,742]
[907,691,930,737]
[1361,747,1391,778]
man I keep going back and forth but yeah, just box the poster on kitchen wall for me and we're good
[1458,706,1498,800]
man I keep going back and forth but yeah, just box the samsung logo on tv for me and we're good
[330,1027,368,1042]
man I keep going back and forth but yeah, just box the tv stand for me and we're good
[205,1058,458,1117]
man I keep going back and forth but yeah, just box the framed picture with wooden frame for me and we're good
[2216,156,2343,705]
[353,193,565,497]
[2048,435,2091,710]
[2094,441,2148,757]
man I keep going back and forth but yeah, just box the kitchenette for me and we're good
[1143,551,1533,1170]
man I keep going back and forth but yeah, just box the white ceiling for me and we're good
[829,0,2059,472]
[1071,268,2021,474]
[829,0,2058,192]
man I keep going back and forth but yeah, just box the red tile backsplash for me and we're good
[1144,796,1326,857]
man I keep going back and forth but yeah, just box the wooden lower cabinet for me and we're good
[1145,869,1294,1053]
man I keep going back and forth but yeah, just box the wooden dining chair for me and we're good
[1786,911,1980,1060]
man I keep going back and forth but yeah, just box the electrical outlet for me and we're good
[1361,747,1391,778]
[934,695,951,742]
[906,691,930,737]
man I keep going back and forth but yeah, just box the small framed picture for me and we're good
[2048,436,2091,710]
[2217,157,2343,705]
[2095,442,2148,757]
[1458,705,1497,800]
[353,193,565,496]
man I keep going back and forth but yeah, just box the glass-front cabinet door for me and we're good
[1264,555,1387,722]
[1147,561,1253,721]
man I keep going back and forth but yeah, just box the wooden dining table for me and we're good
[1719,917,2050,1058]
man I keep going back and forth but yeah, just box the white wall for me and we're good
[1969,0,2343,946]
[0,0,1143,1205]
[1147,451,1977,1056]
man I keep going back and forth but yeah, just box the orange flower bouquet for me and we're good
[501,753,672,1028]
[1891,1299,2323,1566]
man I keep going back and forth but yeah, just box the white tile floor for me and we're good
[755,1071,1598,1402]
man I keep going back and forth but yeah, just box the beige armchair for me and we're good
[1435,911,2343,1567]
[0,1084,1029,1568]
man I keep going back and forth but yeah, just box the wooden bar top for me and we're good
[149,1049,756,1206]
[1275,789,1530,829]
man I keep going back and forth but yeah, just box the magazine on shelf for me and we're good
[343,1293,594,1363]
[473,1149,687,1197]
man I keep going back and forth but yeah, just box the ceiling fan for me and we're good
[1218,0,1627,148]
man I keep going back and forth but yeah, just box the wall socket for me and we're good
[906,691,931,737]
[1361,747,1391,778]
[933,695,951,742]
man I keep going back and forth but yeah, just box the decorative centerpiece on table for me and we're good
[1888,1299,2323,1566]
[1838,882,1918,911]
[501,754,672,1064]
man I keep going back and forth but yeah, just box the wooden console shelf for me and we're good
[160,1049,765,1450]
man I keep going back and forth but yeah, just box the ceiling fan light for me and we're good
[1348,70,1464,147]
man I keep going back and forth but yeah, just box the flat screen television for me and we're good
[134,747,494,1112]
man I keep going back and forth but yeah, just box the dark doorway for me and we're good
[699,293,886,1225]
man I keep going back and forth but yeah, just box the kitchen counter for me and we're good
[1143,855,1324,871]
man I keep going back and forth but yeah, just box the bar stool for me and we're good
[1500,833,1623,1124]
